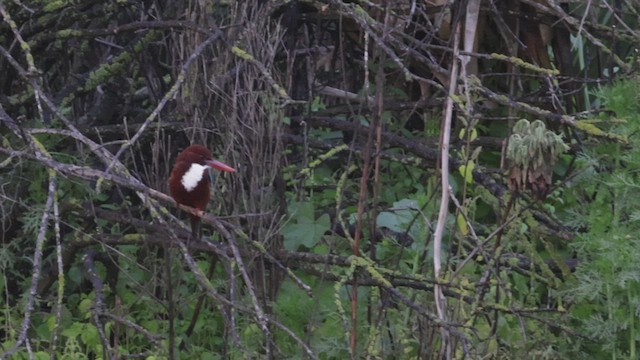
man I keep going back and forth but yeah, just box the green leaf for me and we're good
[61,322,85,338]
[456,213,469,236]
[68,265,83,285]
[80,324,99,347]
[458,160,475,184]
[311,96,326,112]
[78,297,93,316]
[34,352,50,360]
[35,320,51,339]
[377,199,419,232]
[377,211,405,233]
[459,128,478,141]
[282,202,331,250]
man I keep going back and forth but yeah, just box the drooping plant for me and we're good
[506,119,569,200]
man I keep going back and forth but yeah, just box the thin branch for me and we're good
[50,177,64,357]
[29,20,213,46]
[82,250,113,360]
[433,14,461,360]
[1,172,56,359]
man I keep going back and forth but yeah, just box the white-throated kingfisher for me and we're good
[169,144,235,239]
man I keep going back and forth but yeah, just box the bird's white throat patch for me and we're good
[181,163,208,192]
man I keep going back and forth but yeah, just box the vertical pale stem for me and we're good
[434,17,462,360]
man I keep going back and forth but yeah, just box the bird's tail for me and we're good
[190,216,202,240]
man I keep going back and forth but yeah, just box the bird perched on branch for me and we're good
[169,144,235,239]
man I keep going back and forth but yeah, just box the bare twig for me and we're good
[82,250,113,360]
[50,177,64,357]
[1,172,56,359]
[433,12,461,360]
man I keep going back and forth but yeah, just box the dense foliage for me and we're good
[1,0,639,359]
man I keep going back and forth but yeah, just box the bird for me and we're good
[169,144,235,239]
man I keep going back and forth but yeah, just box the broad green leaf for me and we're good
[282,202,330,250]
[376,198,427,244]
[376,211,405,233]
[80,324,99,347]
[61,322,85,338]
[79,297,93,315]
[377,199,419,233]
[35,352,50,360]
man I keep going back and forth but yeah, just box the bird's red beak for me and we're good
[206,159,236,172]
